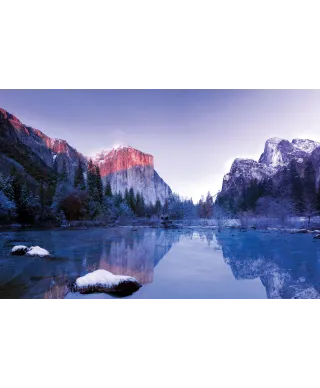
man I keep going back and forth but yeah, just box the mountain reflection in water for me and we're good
[215,229,320,299]
[0,228,178,299]
[1,227,320,298]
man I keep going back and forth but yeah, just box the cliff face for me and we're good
[94,146,172,204]
[0,108,172,204]
[220,137,320,196]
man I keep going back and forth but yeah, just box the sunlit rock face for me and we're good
[94,146,172,204]
[221,137,320,195]
[0,108,171,203]
[0,108,86,183]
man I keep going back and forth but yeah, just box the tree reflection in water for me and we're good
[215,229,320,298]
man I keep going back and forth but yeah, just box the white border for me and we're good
[1,1,320,387]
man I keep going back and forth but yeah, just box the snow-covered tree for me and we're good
[74,161,86,190]
[0,190,16,220]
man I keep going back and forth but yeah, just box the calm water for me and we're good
[0,227,320,299]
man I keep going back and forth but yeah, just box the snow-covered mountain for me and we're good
[93,145,172,204]
[221,137,320,195]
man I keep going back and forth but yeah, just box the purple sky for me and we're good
[1,90,320,201]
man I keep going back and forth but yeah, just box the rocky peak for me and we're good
[258,138,295,167]
[94,145,154,176]
[259,137,320,168]
[292,138,320,153]
[221,137,320,195]
[93,146,170,204]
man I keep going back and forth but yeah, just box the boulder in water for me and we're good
[11,245,29,256]
[71,269,142,297]
[11,245,50,257]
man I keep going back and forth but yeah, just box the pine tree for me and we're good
[105,180,113,197]
[0,173,14,201]
[316,187,320,212]
[114,192,124,207]
[303,160,317,224]
[289,161,304,214]
[128,187,136,212]
[203,192,214,218]
[74,161,85,190]
[95,166,104,203]
[87,159,96,199]
[39,183,46,220]
[135,192,146,217]
[198,196,205,218]
[155,199,162,216]
[60,159,68,182]
[124,188,130,204]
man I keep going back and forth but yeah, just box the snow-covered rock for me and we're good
[11,245,29,255]
[26,246,50,257]
[71,269,142,296]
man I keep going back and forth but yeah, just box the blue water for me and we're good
[0,227,320,298]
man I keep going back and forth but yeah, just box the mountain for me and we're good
[0,108,86,187]
[93,146,172,204]
[221,137,320,193]
[218,137,320,213]
[0,107,171,204]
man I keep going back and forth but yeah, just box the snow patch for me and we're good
[292,138,320,154]
[76,269,136,288]
[12,245,28,252]
[11,245,28,255]
[26,246,50,257]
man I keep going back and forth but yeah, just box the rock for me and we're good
[94,146,172,205]
[218,137,320,205]
[11,245,29,255]
[71,269,142,297]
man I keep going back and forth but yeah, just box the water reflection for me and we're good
[1,227,320,298]
[216,230,320,298]
[0,228,178,299]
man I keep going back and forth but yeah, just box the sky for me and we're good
[1,89,320,201]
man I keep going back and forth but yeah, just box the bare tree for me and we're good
[275,197,294,228]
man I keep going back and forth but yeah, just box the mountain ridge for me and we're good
[217,136,320,215]
[0,107,172,204]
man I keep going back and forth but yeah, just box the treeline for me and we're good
[0,159,199,224]
[0,158,230,225]
[216,160,320,221]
